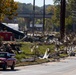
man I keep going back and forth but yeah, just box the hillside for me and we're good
[17,2,53,14]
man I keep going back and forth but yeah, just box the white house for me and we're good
[29,24,43,31]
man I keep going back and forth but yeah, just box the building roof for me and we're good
[3,23,19,31]
[0,23,25,39]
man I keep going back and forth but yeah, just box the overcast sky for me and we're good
[14,0,54,6]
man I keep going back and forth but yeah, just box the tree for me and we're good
[46,4,60,32]
[54,0,76,32]
[69,0,76,26]
[0,0,18,22]
[45,6,55,32]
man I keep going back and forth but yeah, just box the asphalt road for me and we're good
[0,57,76,75]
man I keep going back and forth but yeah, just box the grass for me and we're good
[15,42,55,62]
[15,42,68,66]
[59,54,68,58]
[16,59,49,67]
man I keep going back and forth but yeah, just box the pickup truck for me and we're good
[0,52,16,70]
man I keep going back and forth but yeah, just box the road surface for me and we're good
[0,57,76,75]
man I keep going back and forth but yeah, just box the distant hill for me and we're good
[17,2,53,14]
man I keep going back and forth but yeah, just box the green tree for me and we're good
[45,6,56,32]
[46,4,60,32]
[0,0,18,22]
[53,0,75,32]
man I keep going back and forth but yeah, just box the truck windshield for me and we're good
[0,53,6,58]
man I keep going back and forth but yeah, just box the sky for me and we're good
[14,0,54,6]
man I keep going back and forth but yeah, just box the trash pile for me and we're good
[0,41,22,54]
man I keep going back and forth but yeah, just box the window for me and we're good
[0,53,6,58]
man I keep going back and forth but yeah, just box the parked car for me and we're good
[70,52,75,56]
[0,52,16,70]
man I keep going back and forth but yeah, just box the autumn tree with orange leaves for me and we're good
[0,0,18,22]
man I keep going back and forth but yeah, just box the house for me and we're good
[0,23,25,41]
[28,24,43,31]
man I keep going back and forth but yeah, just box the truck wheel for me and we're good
[3,64,7,70]
[11,63,15,70]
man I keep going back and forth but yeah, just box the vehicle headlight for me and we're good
[0,61,2,63]
[0,60,4,63]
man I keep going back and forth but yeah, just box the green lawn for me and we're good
[15,42,68,66]
[15,42,55,61]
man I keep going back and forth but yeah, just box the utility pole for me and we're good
[43,0,45,35]
[32,0,35,36]
[60,0,66,40]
